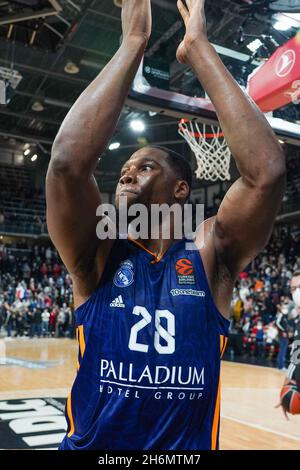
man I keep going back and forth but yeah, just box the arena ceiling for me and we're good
[0,0,300,182]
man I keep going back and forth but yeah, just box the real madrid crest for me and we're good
[113,260,134,288]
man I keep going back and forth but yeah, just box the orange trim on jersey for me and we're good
[220,335,228,358]
[211,376,221,450]
[75,327,81,372]
[127,236,167,264]
[78,325,86,358]
[220,335,224,353]
[211,334,228,449]
[67,392,75,438]
[221,337,228,358]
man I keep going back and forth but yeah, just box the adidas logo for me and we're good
[110,295,125,308]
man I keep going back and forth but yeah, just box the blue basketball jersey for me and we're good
[59,238,229,451]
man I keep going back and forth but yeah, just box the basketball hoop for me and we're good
[178,119,231,182]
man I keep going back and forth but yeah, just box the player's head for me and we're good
[115,146,192,209]
[291,270,300,307]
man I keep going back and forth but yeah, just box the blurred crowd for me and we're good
[229,224,300,370]
[0,241,74,340]
[284,155,300,203]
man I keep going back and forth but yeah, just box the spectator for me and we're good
[49,307,57,337]
[254,320,265,357]
[41,308,50,337]
[30,308,42,338]
[276,302,290,370]
[4,307,14,338]
[264,321,278,360]
[57,308,65,338]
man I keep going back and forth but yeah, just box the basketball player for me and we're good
[278,271,300,418]
[46,0,286,450]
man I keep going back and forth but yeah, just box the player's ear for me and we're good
[174,180,189,202]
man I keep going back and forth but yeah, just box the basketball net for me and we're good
[178,119,231,182]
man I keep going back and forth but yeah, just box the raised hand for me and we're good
[176,0,207,64]
[121,0,152,43]
[47,4,152,309]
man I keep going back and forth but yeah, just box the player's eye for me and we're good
[141,165,152,172]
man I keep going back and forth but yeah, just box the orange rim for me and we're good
[179,118,224,139]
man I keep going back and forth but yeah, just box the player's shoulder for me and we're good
[194,215,234,290]
[193,216,219,283]
[194,216,216,252]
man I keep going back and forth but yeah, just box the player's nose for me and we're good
[120,168,138,185]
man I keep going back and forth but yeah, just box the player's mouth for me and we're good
[119,187,140,195]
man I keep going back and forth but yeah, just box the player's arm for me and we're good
[177,0,286,278]
[46,1,152,306]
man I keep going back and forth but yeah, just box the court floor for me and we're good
[0,338,299,450]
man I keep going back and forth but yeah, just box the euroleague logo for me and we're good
[175,258,195,285]
[275,50,296,78]
[176,258,194,276]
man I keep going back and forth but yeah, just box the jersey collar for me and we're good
[127,237,187,264]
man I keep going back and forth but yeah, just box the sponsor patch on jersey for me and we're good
[113,260,134,288]
[175,258,195,285]
[110,295,125,308]
[170,288,205,297]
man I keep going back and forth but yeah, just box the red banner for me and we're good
[247,34,300,112]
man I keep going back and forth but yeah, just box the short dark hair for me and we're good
[293,270,300,278]
[150,145,193,198]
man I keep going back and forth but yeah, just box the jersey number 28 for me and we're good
[128,306,175,354]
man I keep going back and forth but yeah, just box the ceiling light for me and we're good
[273,20,292,31]
[24,149,30,156]
[278,13,300,27]
[278,139,285,144]
[31,101,44,112]
[130,120,145,132]
[31,154,38,162]
[64,61,80,74]
[273,13,300,31]
[109,142,121,150]
[247,39,263,53]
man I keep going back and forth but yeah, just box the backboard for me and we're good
[127,47,300,146]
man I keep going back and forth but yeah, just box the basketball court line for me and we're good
[222,415,300,443]
[224,387,280,391]
[0,389,70,400]
[223,360,286,373]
